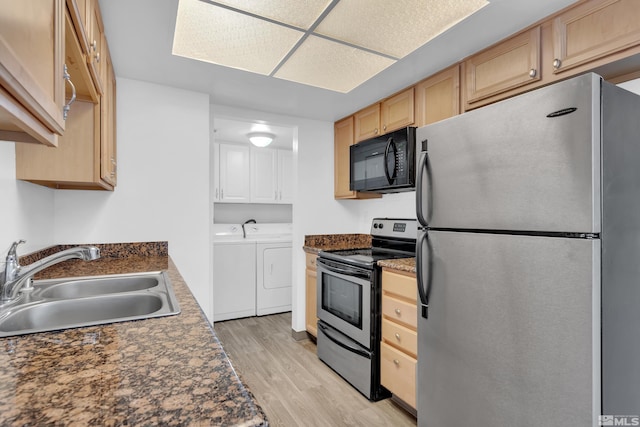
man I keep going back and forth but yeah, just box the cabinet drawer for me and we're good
[382,294,417,328]
[305,252,318,270]
[380,342,416,408]
[382,319,417,357]
[382,269,416,302]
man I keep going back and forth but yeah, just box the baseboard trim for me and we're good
[291,329,308,341]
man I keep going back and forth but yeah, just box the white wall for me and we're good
[0,144,55,257]
[53,78,213,321]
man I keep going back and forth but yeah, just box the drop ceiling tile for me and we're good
[315,0,489,58]
[173,0,304,75]
[274,35,396,93]
[212,0,333,29]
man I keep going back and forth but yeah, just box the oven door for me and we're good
[316,257,372,349]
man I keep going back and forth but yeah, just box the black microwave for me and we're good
[350,126,416,193]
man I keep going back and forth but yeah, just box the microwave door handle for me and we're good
[416,230,431,319]
[416,149,430,227]
[383,137,397,184]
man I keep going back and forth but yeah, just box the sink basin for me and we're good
[0,272,180,337]
[39,275,159,299]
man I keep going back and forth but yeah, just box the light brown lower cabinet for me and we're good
[380,268,417,409]
[305,252,318,337]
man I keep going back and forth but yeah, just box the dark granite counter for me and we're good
[0,242,267,426]
[303,233,371,254]
[378,257,416,274]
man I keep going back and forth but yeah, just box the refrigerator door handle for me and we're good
[416,150,430,227]
[416,230,430,319]
[383,137,398,184]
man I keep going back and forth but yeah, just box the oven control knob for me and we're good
[373,223,378,229]
[378,223,384,229]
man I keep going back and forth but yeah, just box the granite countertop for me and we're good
[303,233,372,254]
[0,242,267,426]
[378,257,416,274]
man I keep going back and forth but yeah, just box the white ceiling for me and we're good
[98,0,577,123]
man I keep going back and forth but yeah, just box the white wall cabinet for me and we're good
[214,143,251,203]
[250,147,293,204]
[215,143,292,204]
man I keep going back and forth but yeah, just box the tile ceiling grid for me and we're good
[173,0,489,93]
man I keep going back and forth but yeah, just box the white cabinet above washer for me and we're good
[213,143,251,203]
[213,143,292,204]
[250,147,293,204]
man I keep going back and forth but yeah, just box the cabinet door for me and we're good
[380,87,414,134]
[213,143,221,201]
[415,65,460,127]
[305,265,317,337]
[277,149,293,204]
[100,44,116,187]
[551,0,640,75]
[86,0,104,94]
[66,0,90,53]
[251,147,278,203]
[0,0,65,145]
[334,116,356,198]
[464,26,541,107]
[354,103,380,142]
[219,143,251,203]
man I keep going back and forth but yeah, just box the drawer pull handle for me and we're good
[393,359,400,366]
[395,308,401,315]
[395,333,401,340]
[62,64,76,120]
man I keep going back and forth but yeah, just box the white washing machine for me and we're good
[213,223,292,321]
[212,224,256,322]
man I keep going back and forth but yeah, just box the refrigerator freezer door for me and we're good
[417,73,601,233]
[417,230,600,427]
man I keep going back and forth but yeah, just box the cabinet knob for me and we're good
[393,359,400,366]
[553,58,561,69]
[91,40,97,51]
[395,333,401,340]
[395,308,401,315]
[95,52,101,63]
[529,68,537,78]
[221,189,224,199]
[374,128,378,135]
[383,125,387,131]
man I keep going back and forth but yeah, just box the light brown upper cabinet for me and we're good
[354,88,415,142]
[334,116,381,200]
[86,0,105,94]
[0,0,66,146]
[15,4,116,190]
[415,65,460,127]
[464,26,541,109]
[551,0,640,75]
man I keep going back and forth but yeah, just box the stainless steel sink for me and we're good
[39,275,159,299]
[0,271,180,337]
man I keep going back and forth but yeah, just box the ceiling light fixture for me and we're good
[248,132,275,147]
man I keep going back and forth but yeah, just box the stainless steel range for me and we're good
[316,218,417,401]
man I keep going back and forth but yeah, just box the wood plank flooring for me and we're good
[214,313,417,427]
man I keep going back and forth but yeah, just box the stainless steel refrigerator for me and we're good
[416,73,640,427]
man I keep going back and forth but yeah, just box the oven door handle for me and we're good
[318,323,370,358]
[316,258,371,281]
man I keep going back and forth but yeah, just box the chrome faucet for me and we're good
[242,219,257,239]
[1,240,100,303]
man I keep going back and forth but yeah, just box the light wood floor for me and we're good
[214,313,417,427]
